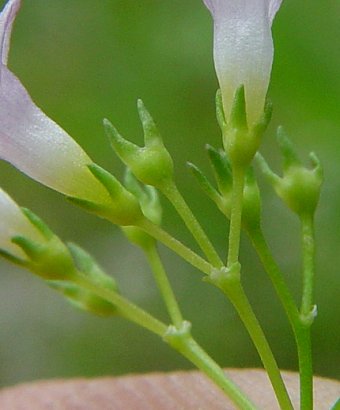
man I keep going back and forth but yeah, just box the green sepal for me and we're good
[67,242,118,292]
[89,163,129,199]
[63,243,119,316]
[105,101,174,188]
[309,152,323,181]
[206,144,232,196]
[85,163,143,226]
[0,248,26,266]
[103,118,139,160]
[252,99,273,139]
[121,169,161,249]
[21,208,54,240]
[137,99,160,147]
[187,162,226,213]
[60,243,119,313]
[142,185,162,225]
[11,235,75,280]
[229,85,247,131]
[277,127,301,171]
[49,280,117,317]
[189,151,261,230]
[255,153,281,186]
[11,236,44,259]
[215,89,227,133]
[124,167,147,202]
[220,86,272,168]
[124,169,162,225]
[66,196,106,213]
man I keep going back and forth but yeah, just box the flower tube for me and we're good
[0,0,109,204]
[203,0,282,126]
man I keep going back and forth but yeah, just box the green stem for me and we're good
[162,180,223,268]
[300,214,315,318]
[220,163,292,408]
[145,245,183,328]
[299,213,315,410]
[138,218,214,276]
[227,167,245,267]
[249,228,300,329]
[74,273,256,409]
[249,225,314,410]
[73,274,167,336]
[221,279,294,410]
[296,325,313,410]
[173,335,258,410]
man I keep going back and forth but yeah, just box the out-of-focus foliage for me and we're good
[0,0,339,386]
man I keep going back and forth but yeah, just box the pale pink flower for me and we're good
[0,0,109,204]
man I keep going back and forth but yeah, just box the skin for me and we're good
[0,369,339,409]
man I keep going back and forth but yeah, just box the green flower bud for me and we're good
[49,243,119,316]
[49,280,117,317]
[275,163,322,216]
[104,100,173,189]
[256,129,323,217]
[67,243,118,292]
[12,208,75,280]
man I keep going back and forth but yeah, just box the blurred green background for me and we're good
[0,0,339,387]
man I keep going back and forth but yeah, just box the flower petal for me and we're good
[0,187,45,258]
[203,0,283,125]
[0,0,110,204]
[0,65,109,203]
[268,0,283,23]
[0,0,21,64]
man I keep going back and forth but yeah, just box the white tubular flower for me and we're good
[0,0,110,204]
[203,0,283,126]
[0,187,45,259]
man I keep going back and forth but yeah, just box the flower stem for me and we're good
[298,213,315,410]
[173,335,258,410]
[145,245,183,328]
[296,325,313,410]
[138,218,214,276]
[73,274,167,336]
[248,225,314,410]
[220,163,293,409]
[249,227,300,328]
[73,273,256,409]
[220,278,294,410]
[300,214,315,319]
[165,321,258,410]
[227,166,245,267]
[161,180,223,268]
